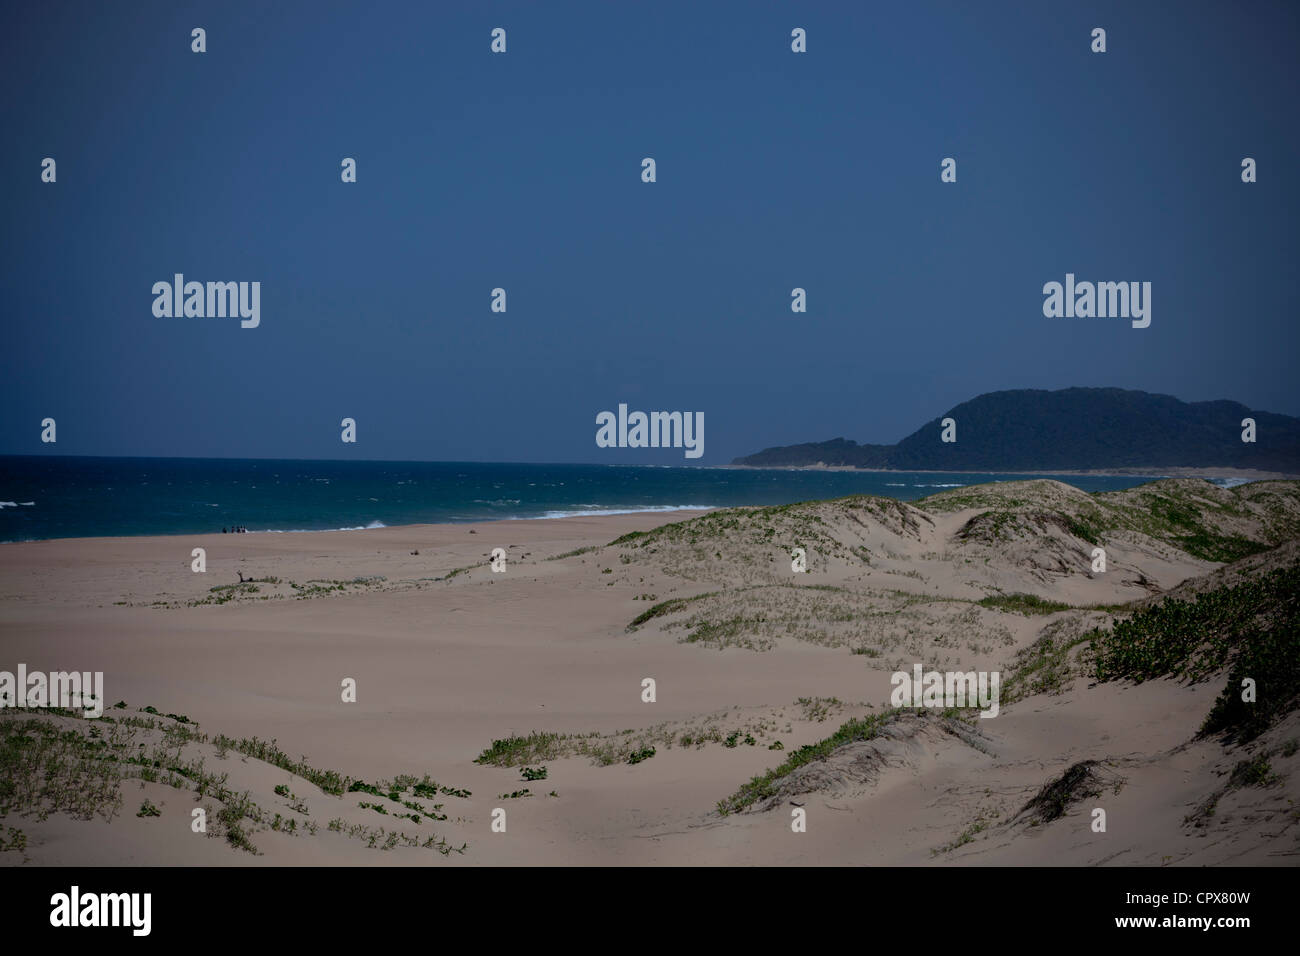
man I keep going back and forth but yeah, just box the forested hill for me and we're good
[732,388,1300,473]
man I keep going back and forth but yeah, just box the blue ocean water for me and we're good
[0,456,1176,542]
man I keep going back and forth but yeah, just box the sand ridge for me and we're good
[2,480,1298,865]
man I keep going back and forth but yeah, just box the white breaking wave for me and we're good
[249,520,387,534]
[531,504,715,520]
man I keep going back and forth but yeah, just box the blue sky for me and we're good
[3,0,1296,464]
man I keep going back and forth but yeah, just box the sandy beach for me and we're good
[2,479,1298,866]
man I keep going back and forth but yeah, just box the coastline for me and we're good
[723,464,1298,480]
[0,507,720,548]
[5,465,1293,546]
[0,508,718,550]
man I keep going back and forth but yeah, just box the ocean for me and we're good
[0,456,1182,542]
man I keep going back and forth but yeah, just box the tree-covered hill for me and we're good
[733,388,1300,473]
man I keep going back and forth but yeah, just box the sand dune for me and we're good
[2,479,1297,865]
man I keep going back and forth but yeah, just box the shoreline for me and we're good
[4,468,1294,545]
[0,508,720,549]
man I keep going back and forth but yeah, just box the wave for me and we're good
[1208,477,1251,488]
[248,520,388,534]
[529,504,715,520]
[867,481,972,489]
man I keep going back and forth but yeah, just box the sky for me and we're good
[2,0,1297,465]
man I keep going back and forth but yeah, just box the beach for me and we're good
[2,479,1297,865]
